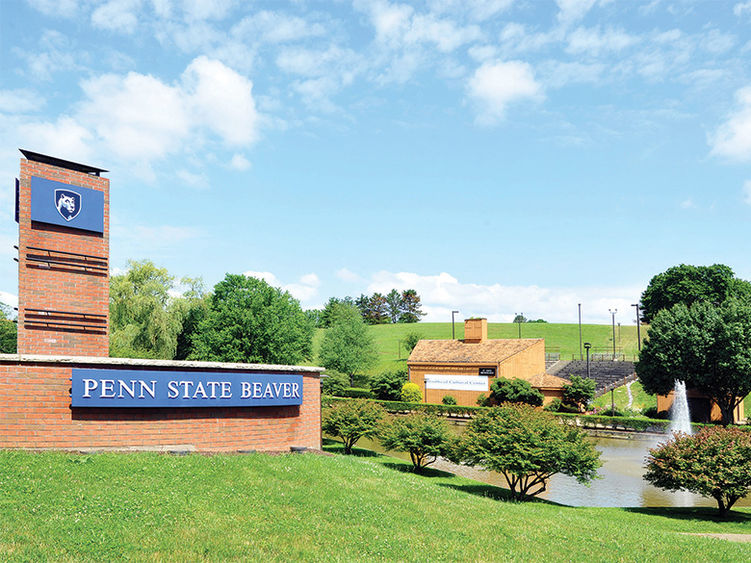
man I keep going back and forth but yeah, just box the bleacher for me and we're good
[548,360,637,395]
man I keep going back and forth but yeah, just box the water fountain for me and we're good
[669,379,692,435]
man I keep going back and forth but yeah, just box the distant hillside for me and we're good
[313,322,643,377]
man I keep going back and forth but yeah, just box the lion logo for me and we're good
[54,189,81,221]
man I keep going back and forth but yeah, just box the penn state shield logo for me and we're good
[54,189,81,222]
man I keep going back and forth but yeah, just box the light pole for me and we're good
[451,310,459,340]
[578,303,583,360]
[609,308,617,360]
[584,342,591,379]
[632,303,642,351]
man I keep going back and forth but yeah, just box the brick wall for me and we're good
[17,158,109,356]
[0,361,321,451]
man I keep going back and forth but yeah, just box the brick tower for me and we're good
[16,150,110,356]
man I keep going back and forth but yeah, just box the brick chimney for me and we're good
[464,318,487,343]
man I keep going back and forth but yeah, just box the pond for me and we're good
[350,430,751,509]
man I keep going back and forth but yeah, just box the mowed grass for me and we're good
[0,448,749,561]
[312,322,642,376]
[593,381,657,412]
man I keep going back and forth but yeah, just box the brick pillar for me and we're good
[17,155,110,356]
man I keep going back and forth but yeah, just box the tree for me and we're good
[370,368,408,401]
[170,277,209,361]
[109,259,182,359]
[380,413,453,472]
[399,289,424,323]
[320,296,355,328]
[636,299,751,425]
[322,399,384,454]
[562,375,596,412]
[191,274,313,364]
[489,378,544,407]
[645,427,751,516]
[448,404,601,500]
[318,303,377,384]
[403,331,423,354]
[321,371,349,396]
[386,289,402,323]
[0,302,17,354]
[512,314,527,323]
[640,264,751,323]
[365,292,389,325]
[401,382,423,402]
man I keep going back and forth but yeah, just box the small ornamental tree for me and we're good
[449,404,601,500]
[401,382,423,402]
[370,369,408,401]
[489,378,544,407]
[562,376,596,412]
[322,399,385,454]
[403,331,423,354]
[645,427,751,516]
[380,413,453,472]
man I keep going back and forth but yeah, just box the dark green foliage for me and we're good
[476,393,488,406]
[170,277,209,361]
[442,395,457,405]
[489,378,544,407]
[379,413,453,471]
[403,331,423,354]
[513,314,527,323]
[353,289,425,324]
[399,289,424,323]
[449,404,601,500]
[642,406,669,419]
[304,309,323,328]
[320,296,356,328]
[321,371,349,396]
[645,426,751,515]
[597,406,624,417]
[370,368,408,401]
[640,264,751,323]
[0,302,17,354]
[562,376,596,412]
[544,398,579,414]
[191,274,313,364]
[340,387,374,399]
[636,299,751,425]
[318,303,377,383]
[322,399,385,454]
[528,319,548,323]
[386,289,402,323]
[365,292,389,324]
[401,382,423,402]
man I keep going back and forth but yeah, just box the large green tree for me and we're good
[636,299,751,425]
[640,264,751,323]
[191,274,313,364]
[169,277,209,361]
[318,302,377,383]
[0,302,17,354]
[110,260,182,359]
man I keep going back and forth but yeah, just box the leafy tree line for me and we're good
[0,302,17,354]
[314,289,425,328]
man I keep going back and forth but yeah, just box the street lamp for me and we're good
[584,342,591,379]
[609,308,617,360]
[631,303,642,351]
[451,310,459,340]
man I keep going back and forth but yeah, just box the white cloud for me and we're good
[91,0,142,34]
[743,180,751,205]
[230,153,251,170]
[18,116,95,163]
[176,169,209,189]
[232,11,326,43]
[709,86,751,161]
[0,291,18,310]
[734,1,751,17]
[182,0,234,21]
[26,0,83,17]
[336,268,363,283]
[556,0,599,26]
[15,30,82,81]
[467,60,543,124]
[566,26,637,55]
[243,271,320,305]
[0,89,45,113]
[680,198,696,209]
[365,270,641,324]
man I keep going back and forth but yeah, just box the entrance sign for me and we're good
[30,176,104,233]
[71,369,303,408]
[479,367,496,377]
[424,374,488,391]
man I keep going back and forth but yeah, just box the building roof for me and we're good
[408,338,543,365]
[525,372,570,389]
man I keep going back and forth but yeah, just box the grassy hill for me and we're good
[313,322,642,376]
[1,448,748,560]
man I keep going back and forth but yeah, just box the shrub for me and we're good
[597,406,624,417]
[442,395,457,405]
[645,426,751,515]
[449,404,601,500]
[322,399,385,454]
[403,331,423,354]
[544,398,579,414]
[476,393,488,407]
[321,371,349,396]
[401,382,423,403]
[562,376,596,412]
[642,406,669,420]
[370,368,408,401]
[379,413,453,471]
[489,378,544,407]
[340,387,374,399]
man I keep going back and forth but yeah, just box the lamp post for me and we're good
[631,303,642,351]
[451,310,459,340]
[609,308,617,360]
[578,303,583,360]
[584,342,591,379]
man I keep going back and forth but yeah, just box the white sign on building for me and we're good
[424,374,489,391]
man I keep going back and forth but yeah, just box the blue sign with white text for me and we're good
[30,176,104,233]
[71,369,303,408]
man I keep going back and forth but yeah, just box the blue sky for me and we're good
[1,0,751,324]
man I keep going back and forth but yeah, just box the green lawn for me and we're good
[312,321,643,376]
[0,449,748,561]
[593,381,657,413]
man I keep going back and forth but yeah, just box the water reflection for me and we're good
[351,432,750,508]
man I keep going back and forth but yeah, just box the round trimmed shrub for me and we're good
[442,395,457,405]
[401,382,423,403]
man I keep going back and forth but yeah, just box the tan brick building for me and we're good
[407,318,567,406]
